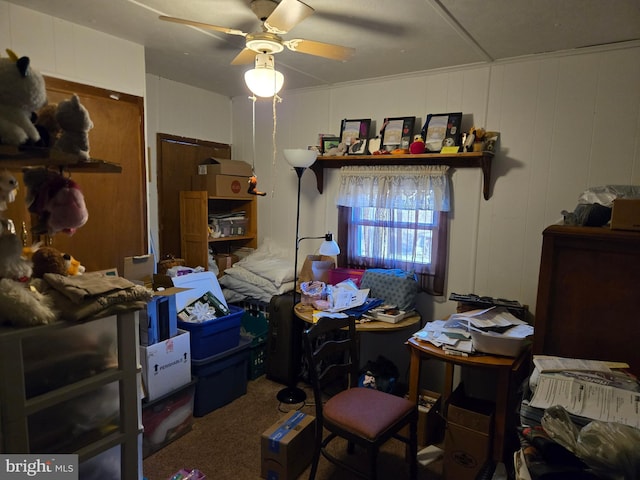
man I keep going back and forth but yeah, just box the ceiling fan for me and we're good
[159,0,355,65]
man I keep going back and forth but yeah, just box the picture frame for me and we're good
[321,136,341,155]
[380,116,415,152]
[339,118,371,154]
[421,112,463,152]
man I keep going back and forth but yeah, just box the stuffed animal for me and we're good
[34,103,60,148]
[0,278,57,327]
[0,233,32,281]
[326,142,348,156]
[54,94,93,160]
[0,49,47,146]
[0,169,18,211]
[64,253,85,275]
[23,167,89,235]
[31,245,67,278]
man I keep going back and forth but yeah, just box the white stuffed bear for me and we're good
[0,49,47,146]
[54,94,93,161]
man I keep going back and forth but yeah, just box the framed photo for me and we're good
[321,136,341,155]
[380,116,415,152]
[339,118,371,154]
[421,112,463,152]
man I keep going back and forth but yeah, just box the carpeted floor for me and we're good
[142,376,443,480]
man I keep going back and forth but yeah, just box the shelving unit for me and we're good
[0,311,142,478]
[180,190,257,269]
[309,151,494,200]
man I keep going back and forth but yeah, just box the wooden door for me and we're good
[4,77,147,274]
[156,134,231,259]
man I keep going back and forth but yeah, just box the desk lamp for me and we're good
[278,149,340,404]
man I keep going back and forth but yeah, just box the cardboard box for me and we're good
[192,173,252,198]
[443,385,494,480]
[610,198,640,231]
[198,158,252,177]
[261,411,315,480]
[124,254,155,286]
[140,329,192,401]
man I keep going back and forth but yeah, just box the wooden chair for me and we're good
[303,315,418,480]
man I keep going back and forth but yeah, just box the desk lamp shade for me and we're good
[283,148,317,168]
[244,53,284,98]
[318,233,340,255]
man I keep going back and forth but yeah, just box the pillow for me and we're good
[235,238,294,287]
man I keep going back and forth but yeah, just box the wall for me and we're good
[0,2,145,96]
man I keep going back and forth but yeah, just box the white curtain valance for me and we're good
[336,165,450,211]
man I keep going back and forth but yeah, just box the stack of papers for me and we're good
[413,307,534,356]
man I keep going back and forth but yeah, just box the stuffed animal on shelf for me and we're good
[34,103,61,148]
[54,94,94,160]
[23,167,89,235]
[0,234,57,327]
[0,49,47,146]
[325,142,348,156]
[0,233,32,282]
[0,169,18,212]
[31,245,67,278]
[64,253,85,275]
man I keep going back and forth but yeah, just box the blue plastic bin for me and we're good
[191,336,251,417]
[178,305,243,360]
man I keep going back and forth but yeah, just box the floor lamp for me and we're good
[278,149,340,404]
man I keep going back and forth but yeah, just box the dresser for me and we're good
[533,225,640,376]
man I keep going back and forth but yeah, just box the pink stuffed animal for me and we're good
[23,168,89,235]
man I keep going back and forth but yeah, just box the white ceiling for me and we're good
[8,0,640,98]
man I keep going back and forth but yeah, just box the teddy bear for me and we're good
[0,49,48,146]
[31,245,68,278]
[23,167,89,235]
[54,94,93,160]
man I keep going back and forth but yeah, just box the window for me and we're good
[336,166,450,295]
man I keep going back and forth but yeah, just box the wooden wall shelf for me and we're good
[0,145,122,173]
[309,151,494,200]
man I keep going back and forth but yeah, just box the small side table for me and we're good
[406,337,530,462]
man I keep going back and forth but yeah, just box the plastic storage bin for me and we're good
[191,336,251,417]
[240,310,269,380]
[327,268,365,287]
[142,379,196,458]
[178,305,243,360]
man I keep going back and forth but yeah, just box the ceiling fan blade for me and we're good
[159,15,247,36]
[231,48,258,65]
[264,0,314,35]
[284,39,355,61]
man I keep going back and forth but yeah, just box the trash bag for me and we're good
[542,405,640,480]
[562,185,640,227]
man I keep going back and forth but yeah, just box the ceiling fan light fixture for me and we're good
[244,53,284,97]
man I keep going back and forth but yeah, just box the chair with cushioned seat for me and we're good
[303,315,418,480]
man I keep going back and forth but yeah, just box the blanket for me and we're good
[36,272,153,322]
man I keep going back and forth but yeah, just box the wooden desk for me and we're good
[406,337,529,463]
[294,303,421,331]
